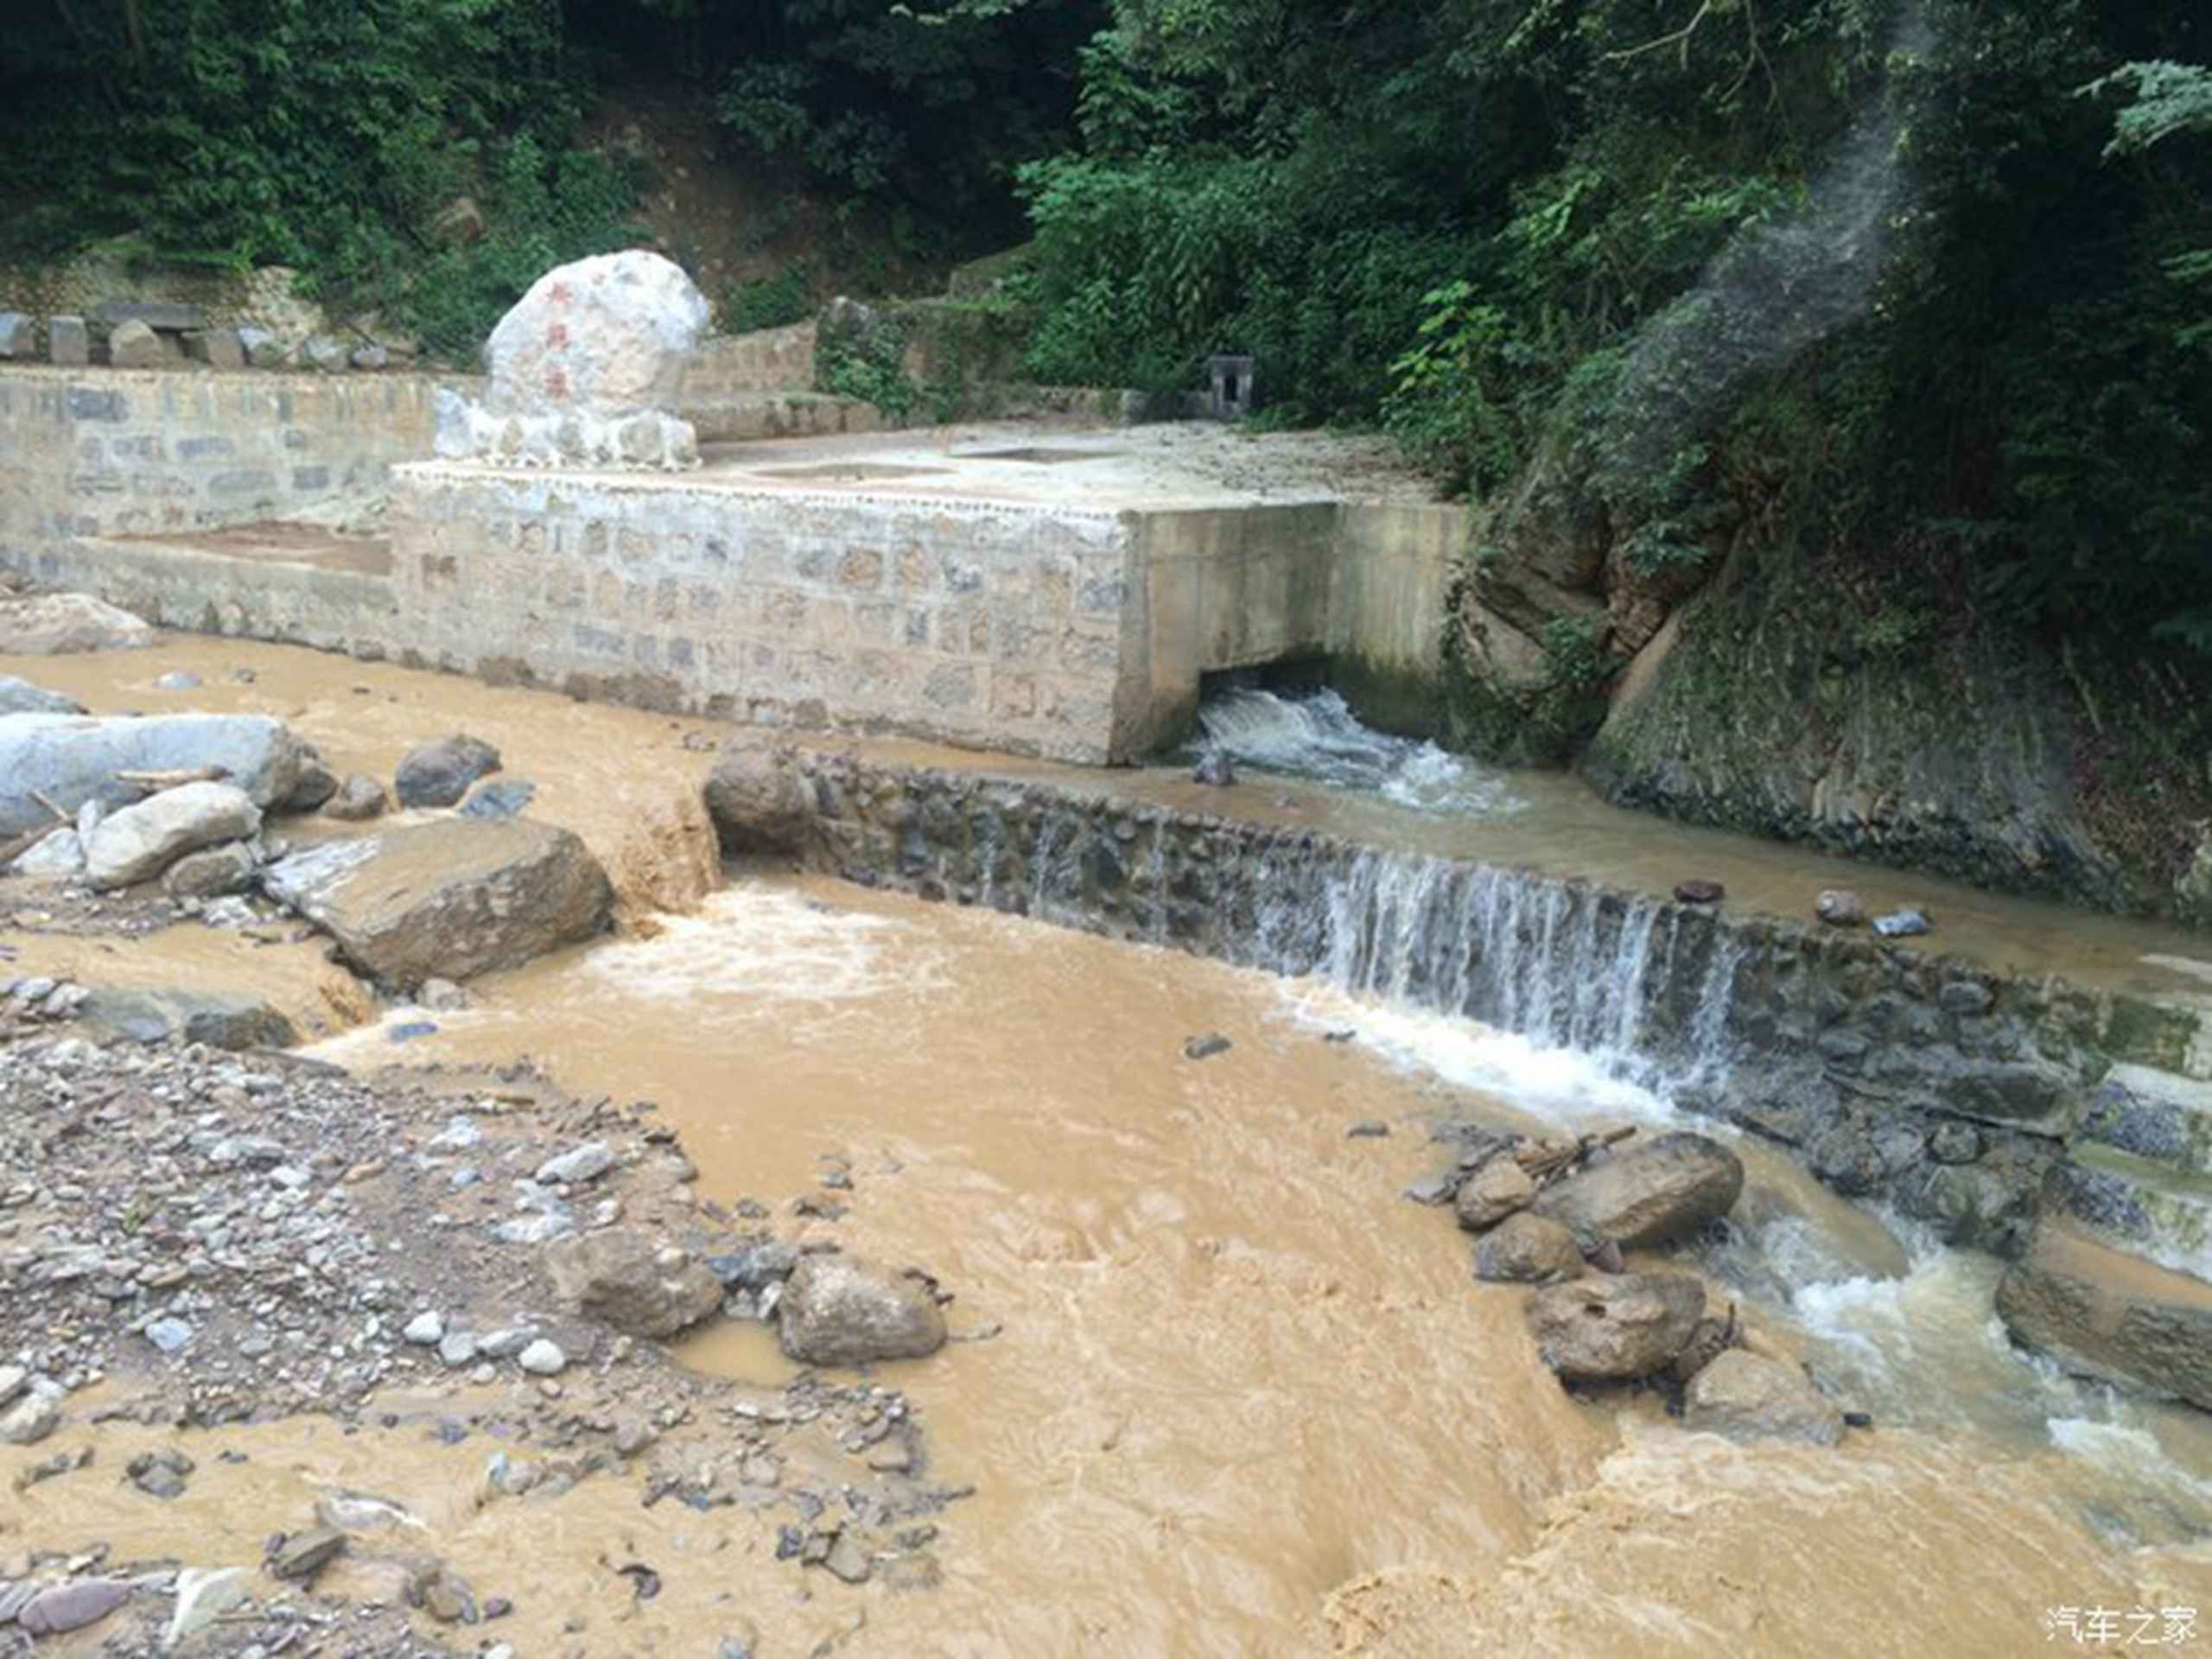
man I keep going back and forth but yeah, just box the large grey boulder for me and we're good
[261,817,612,988]
[395,734,501,809]
[1530,1131,1744,1249]
[1682,1350,1846,1446]
[0,713,318,839]
[0,594,155,655]
[703,743,814,855]
[544,1227,722,1339]
[777,1255,947,1367]
[1525,1272,1707,1382]
[79,988,296,1051]
[84,782,261,889]
[162,840,258,899]
[0,675,86,715]
[437,251,708,470]
[1474,1211,1583,1284]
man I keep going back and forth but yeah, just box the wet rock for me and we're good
[417,1566,478,1624]
[1402,1173,1459,1206]
[1928,1121,1983,1166]
[396,734,502,809]
[1345,1120,1390,1139]
[17,1578,131,1636]
[404,1310,446,1345]
[1996,1224,2212,1409]
[545,1226,723,1338]
[84,781,261,889]
[284,747,340,810]
[823,1530,873,1584]
[1525,1272,1707,1382]
[1672,879,1724,904]
[0,1382,60,1445]
[162,840,258,899]
[267,1527,346,1582]
[778,1255,948,1367]
[1454,1155,1536,1230]
[420,976,469,1011]
[0,593,154,655]
[518,1338,568,1376]
[537,1141,615,1185]
[704,742,815,854]
[79,987,296,1051]
[1192,751,1236,786]
[155,669,203,690]
[1682,1350,1846,1446]
[128,1447,194,1497]
[325,772,389,821]
[1473,1212,1583,1284]
[460,778,537,820]
[0,711,318,840]
[1530,1131,1744,1249]
[1815,889,1864,926]
[10,826,85,879]
[1872,907,1930,938]
[706,1240,798,1292]
[0,674,85,715]
[262,817,612,988]
[1183,1033,1231,1061]
[164,1567,251,1649]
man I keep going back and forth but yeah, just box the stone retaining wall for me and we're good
[0,367,465,563]
[796,753,2209,1254]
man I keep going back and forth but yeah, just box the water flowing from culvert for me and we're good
[1195,688,1524,816]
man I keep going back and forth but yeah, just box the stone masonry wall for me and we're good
[389,465,1147,760]
[0,367,462,564]
[796,753,2209,1255]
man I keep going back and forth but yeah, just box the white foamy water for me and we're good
[1196,688,1523,816]
[1275,981,1683,1134]
[577,885,938,1004]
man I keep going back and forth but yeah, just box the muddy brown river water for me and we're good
[6,638,2212,1656]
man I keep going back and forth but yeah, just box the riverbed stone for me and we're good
[779,1255,947,1367]
[0,1382,60,1444]
[395,734,502,808]
[0,674,86,715]
[1530,1131,1744,1249]
[17,1578,131,1636]
[704,742,814,854]
[1525,1271,1707,1382]
[84,782,261,889]
[0,594,154,656]
[261,817,612,988]
[162,839,259,899]
[10,827,85,879]
[325,772,389,821]
[1455,1154,1537,1230]
[1683,1350,1846,1446]
[267,1527,346,1581]
[1474,1211,1583,1284]
[544,1226,722,1338]
[79,987,296,1051]
[0,711,319,839]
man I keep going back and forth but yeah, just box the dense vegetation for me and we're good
[1,0,2205,651]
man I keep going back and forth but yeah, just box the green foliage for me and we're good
[0,0,638,357]
[2088,60,2212,156]
[724,260,817,334]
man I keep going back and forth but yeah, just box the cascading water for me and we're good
[1194,688,1524,816]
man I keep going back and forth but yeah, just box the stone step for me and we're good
[1997,1220,2212,1408]
[2046,1141,2212,1283]
[674,391,886,446]
[2081,1061,2212,1176]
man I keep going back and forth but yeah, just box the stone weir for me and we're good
[791,750,2211,1271]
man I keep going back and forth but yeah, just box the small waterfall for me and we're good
[1194,689,1524,817]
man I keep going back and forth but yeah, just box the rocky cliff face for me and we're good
[1450,490,2212,928]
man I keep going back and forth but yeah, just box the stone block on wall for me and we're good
[50,317,89,366]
